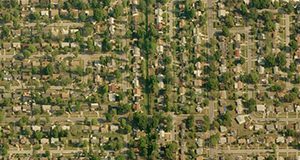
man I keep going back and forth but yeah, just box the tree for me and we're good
[164,142,178,160]
[205,75,218,91]
[265,20,275,32]
[116,155,126,160]
[269,84,284,92]
[44,150,50,157]
[132,112,148,131]
[102,38,112,52]
[127,149,136,159]
[202,115,210,132]
[218,112,232,127]
[185,115,195,131]
[1,25,10,38]
[16,117,29,127]
[283,3,294,14]
[208,133,220,146]
[120,119,132,134]
[222,26,230,37]
[164,115,173,131]
[0,143,8,156]
[98,84,108,95]
[264,54,276,67]
[157,0,168,4]
[290,40,298,51]
[2,13,12,23]
[112,4,123,18]
[250,0,271,9]
[105,112,113,122]
[27,45,37,53]
[81,23,94,36]
[42,64,54,75]
[28,12,40,21]
[117,104,131,115]
[224,15,234,28]
[105,137,124,151]
[22,50,32,59]
[79,11,87,22]
[70,0,87,10]
[93,8,105,22]
[241,72,259,84]
[0,111,4,122]
[103,0,110,6]
[276,53,286,68]
[184,7,196,19]
[33,131,44,141]
[239,3,247,16]
[244,98,256,113]
[266,155,275,160]
[198,15,206,27]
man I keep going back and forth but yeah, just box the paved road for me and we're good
[251,117,300,122]
[168,0,175,39]
[206,0,216,54]
[214,148,300,154]
[284,14,290,46]
[208,101,215,123]
[19,22,84,28]
[2,113,205,125]
[8,149,81,155]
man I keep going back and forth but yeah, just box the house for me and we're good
[2,42,11,50]
[40,138,49,144]
[108,93,116,102]
[256,104,266,112]
[236,99,243,114]
[218,9,228,17]
[133,103,141,111]
[110,124,119,132]
[32,125,41,132]
[50,9,59,18]
[20,0,29,6]
[12,42,21,49]
[61,126,70,131]
[51,138,59,144]
[60,42,70,48]
[275,107,284,114]
[159,130,173,142]
[61,28,69,35]
[196,106,203,113]
[236,115,246,124]
[276,136,285,143]
[238,138,246,144]
[70,42,78,48]
[133,88,141,97]
[227,136,236,144]
[266,124,275,132]
[196,138,203,147]
[219,137,227,145]
[295,104,300,112]
[91,126,99,133]
[13,106,22,112]
[50,0,59,5]
[220,126,227,133]
[30,0,39,4]
[196,148,203,155]
[90,103,99,110]
[254,125,264,131]
[257,156,265,160]
[41,10,49,16]
[90,137,99,144]
[42,105,51,112]
[285,105,294,112]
